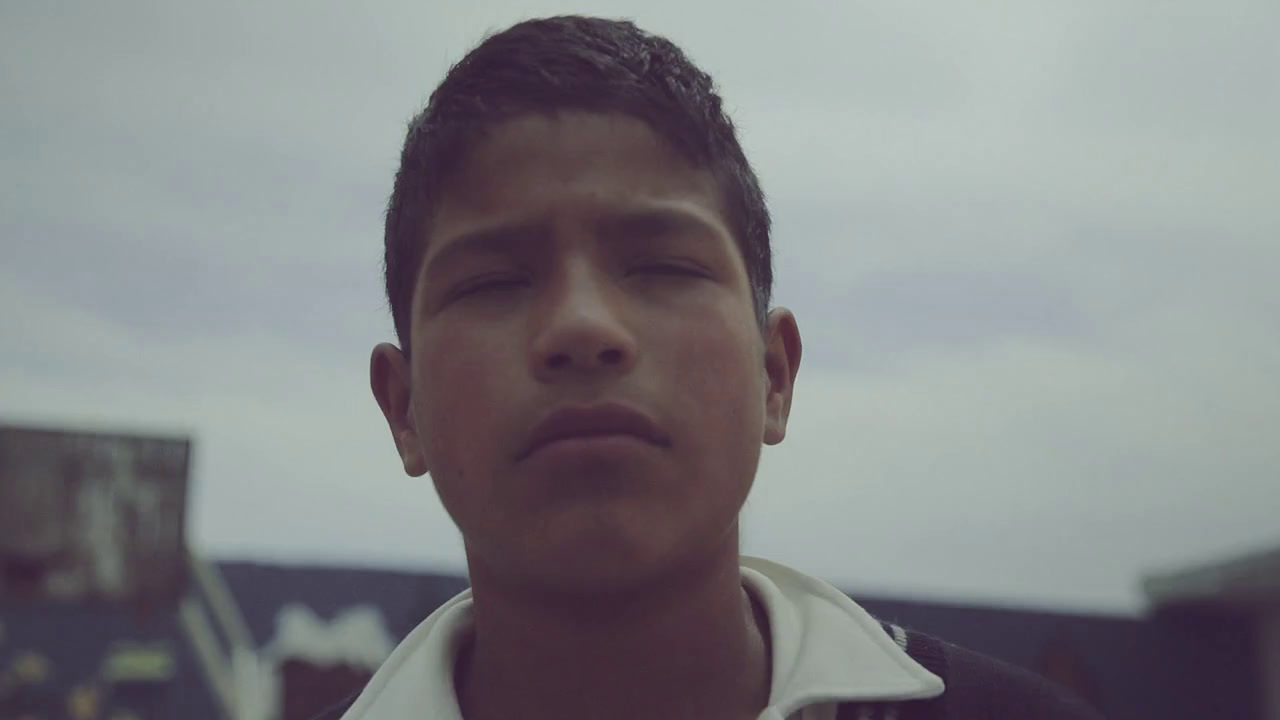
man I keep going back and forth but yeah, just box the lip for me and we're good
[518,402,672,461]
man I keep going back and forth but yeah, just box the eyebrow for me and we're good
[423,206,727,279]
[597,206,726,246]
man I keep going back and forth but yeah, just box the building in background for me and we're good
[2,421,1274,719]
[1145,545,1280,720]
[0,424,208,720]
[0,425,189,607]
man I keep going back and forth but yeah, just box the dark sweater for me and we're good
[835,622,1105,720]
[312,621,1105,720]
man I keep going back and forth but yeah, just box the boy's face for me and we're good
[373,112,800,594]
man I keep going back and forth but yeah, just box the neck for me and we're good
[455,538,772,720]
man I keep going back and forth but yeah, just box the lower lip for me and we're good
[526,434,658,463]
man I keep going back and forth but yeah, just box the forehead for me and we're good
[425,112,731,263]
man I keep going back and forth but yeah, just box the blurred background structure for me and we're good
[1,421,1276,719]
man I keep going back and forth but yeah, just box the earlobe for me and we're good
[370,343,429,476]
[761,308,802,446]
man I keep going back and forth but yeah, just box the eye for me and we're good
[629,262,708,278]
[446,273,530,303]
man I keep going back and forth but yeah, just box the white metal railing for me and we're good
[178,552,266,720]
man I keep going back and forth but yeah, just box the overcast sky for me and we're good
[3,1,1277,615]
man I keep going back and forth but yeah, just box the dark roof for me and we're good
[1143,543,1280,611]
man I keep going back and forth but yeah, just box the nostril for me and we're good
[599,348,623,365]
[547,353,571,370]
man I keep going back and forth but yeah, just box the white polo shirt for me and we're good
[339,556,944,720]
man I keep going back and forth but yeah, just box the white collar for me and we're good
[340,556,943,719]
[739,556,943,718]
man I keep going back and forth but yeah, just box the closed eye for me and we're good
[629,262,708,278]
[447,273,530,303]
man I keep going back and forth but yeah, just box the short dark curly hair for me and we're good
[383,15,772,351]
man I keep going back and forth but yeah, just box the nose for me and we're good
[530,261,638,380]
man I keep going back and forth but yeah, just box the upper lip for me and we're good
[518,402,671,460]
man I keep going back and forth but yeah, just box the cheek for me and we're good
[670,309,766,444]
[412,326,514,472]
[664,313,766,537]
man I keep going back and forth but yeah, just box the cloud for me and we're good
[748,325,1280,611]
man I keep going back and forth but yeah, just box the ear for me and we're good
[370,342,429,476]
[761,308,802,446]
